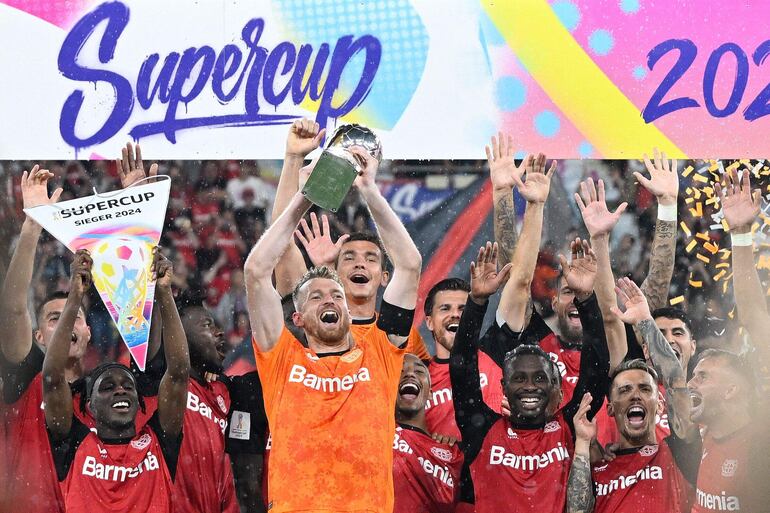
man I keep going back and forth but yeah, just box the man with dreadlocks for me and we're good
[43,249,189,513]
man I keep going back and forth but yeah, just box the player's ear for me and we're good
[291,311,304,328]
[606,399,615,417]
[86,399,94,415]
[34,330,45,346]
[723,383,739,401]
[425,315,435,332]
[380,270,390,287]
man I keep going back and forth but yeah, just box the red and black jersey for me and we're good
[392,424,463,513]
[426,355,503,440]
[693,423,762,512]
[450,295,610,512]
[49,412,181,513]
[595,382,671,447]
[0,345,94,513]
[592,436,700,513]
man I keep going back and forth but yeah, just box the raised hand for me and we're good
[609,277,652,325]
[573,393,597,442]
[716,169,761,232]
[21,165,63,209]
[517,153,556,204]
[286,118,326,159]
[486,132,528,191]
[152,247,174,290]
[470,242,513,302]
[557,238,597,299]
[574,178,628,238]
[350,146,379,192]
[117,142,158,189]
[69,250,93,297]
[295,212,350,268]
[638,148,679,205]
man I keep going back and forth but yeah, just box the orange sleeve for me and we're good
[405,326,431,360]
[253,328,299,417]
[364,327,406,384]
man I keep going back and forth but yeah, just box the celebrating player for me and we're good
[244,147,417,512]
[450,239,610,512]
[393,353,464,513]
[44,249,189,513]
[271,119,429,358]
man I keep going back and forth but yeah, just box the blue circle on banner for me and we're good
[551,1,581,31]
[633,65,647,80]
[620,0,640,14]
[535,111,560,138]
[579,141,593,157]
[589,29,614,56]
[496,76,527,112]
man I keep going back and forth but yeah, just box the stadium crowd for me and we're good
[0,119,768,513]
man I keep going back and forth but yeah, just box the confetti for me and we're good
[693,174,709,183]
[696,253,710,263]
[683,165,694,177]
[715,262,730,269]
[670,296,685,305]
[689,279,703,288]
[696,232,710,241]
[686,240,697,252]
[680,221,691,237]
[689,203,703,217]
[713,269,727,281]
[704,242,719,254]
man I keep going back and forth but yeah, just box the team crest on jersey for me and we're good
[543,421,561,433]
[217,395,227,413]
[131,433,152,450]
[341,348,363,363]
[97,444,108,458]
[431,447,453,462]
[506,428,519,439]
[721,459,738,477]
[639,445,659,457]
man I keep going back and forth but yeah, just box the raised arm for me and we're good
[350,147,422,337]
[575,178,629,371]
[566,393,597,513]
[116,142,158,188]
[636,149,678,312]
[245,192,313,351]
[0,166,62,363]
[294,212,351,269]
[716,169,768,361]
[273,119,325,296]
[42,250,91,440]
[611,278,697,441]
[498,155,556,331]
[154,249,190,436]
[450,243,510,457]
[487,132,527,266]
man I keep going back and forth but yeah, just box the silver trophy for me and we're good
[301,124,382,212]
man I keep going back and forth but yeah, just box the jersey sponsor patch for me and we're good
[228,410,251,440]
[216,395,227,414]
[431,446,453,462]
[721,459,738,478]
[131,433,152,450]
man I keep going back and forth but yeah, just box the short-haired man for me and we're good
[244,146,420,512]
[271,119,429,359]
[0,149,153,512]
[44,249,189,513]
[450,240,609,512]
[421,278,504,439]
[393,354,463,513]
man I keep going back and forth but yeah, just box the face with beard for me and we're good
[336,241,388,303]
[88,367,139,433]
[607,369,661,445]
[503,354,561,425]
[395,354,431,418]
[181,307,227,375]
[425,290,468,358]
[552,283,582,345]
[36,298,91,361]
[292,278,351,345]
[687,356,746,425]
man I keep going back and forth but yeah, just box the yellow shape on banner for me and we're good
[482,0,687,158]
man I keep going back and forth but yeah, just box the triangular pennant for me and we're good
[25,178,171,371]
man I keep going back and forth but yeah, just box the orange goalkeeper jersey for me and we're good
[350,317,430,361]
[254,327,404,513]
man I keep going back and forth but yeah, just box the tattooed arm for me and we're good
[612,278,697,441]
[486,133,526,266]
[494,190,518,266]
[636,149,679,312]
[567,393,596,513]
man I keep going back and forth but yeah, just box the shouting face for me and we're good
[607,369,661,445]
[396,354,431,417]
[503,354,561,425]
[425,290,468,357]
[336,240,388,302]
[293,278,351,345]
[552,284,582,345]
[89,367,139,431]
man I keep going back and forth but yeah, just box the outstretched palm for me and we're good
[117,142,157,189]
[610,277,651,325]
[638,148,679,203]
[518,154,556,204]
[486,132,528,190]
[575,178,627,238]
[470,242,512,300]
[295,213,350,267]
[22,165,62,209]
[717,169,760,230]
[558,238,597,296]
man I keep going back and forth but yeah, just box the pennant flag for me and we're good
[25,178,171,370]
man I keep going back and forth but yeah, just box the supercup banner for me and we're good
[2,0,770,159]
[24,179,172,371]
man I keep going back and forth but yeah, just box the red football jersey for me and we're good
[593,443,692,513]
[469,413,574,513]
[539,333,581,407]
[692,424,754,513]
[595,382,670,447]
[392,424,463,513]
[426,355,503,440]
[59,423,175,513]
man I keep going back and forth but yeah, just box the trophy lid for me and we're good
[326,124,383,162]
